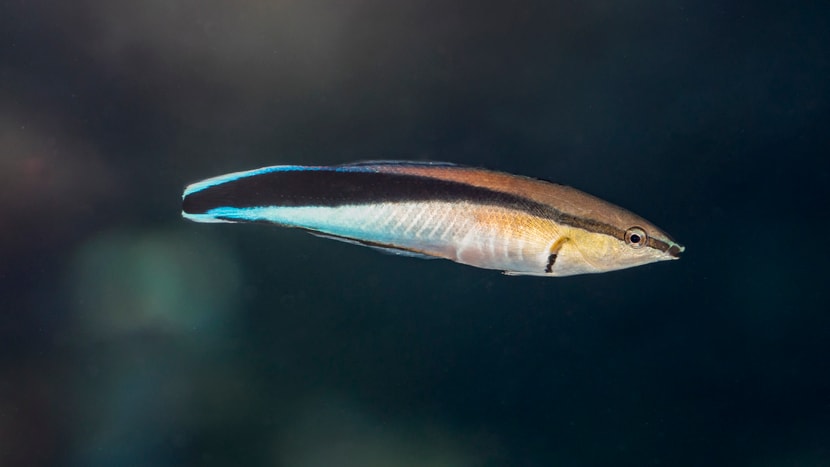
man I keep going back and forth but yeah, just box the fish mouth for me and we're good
[668,244,685,259]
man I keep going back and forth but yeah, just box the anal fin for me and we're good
[306,231,436,260]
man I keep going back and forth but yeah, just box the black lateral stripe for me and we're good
[182,169,630,240]
[183,169,532,211]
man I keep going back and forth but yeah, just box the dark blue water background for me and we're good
[1,1,828,466]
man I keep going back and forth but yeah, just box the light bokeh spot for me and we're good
[69,229,242,337]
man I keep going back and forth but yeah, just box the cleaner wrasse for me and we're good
[181,161,684,277]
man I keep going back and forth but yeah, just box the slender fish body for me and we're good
[182,161,684,276]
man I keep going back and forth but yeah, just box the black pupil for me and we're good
[630,233,641,243]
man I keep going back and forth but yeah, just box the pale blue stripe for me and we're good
[186,205,407,246]
[181,210,237,223]
[203,206,263,221]
[182,165,317,198]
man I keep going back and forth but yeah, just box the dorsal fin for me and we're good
[336,160,461,171]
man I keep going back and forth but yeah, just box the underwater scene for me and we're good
[2,1,828,466]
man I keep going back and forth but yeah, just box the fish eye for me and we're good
[625,227,647,248]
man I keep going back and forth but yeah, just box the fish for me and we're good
[181,161,684,277]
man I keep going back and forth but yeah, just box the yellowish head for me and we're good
[551,223,684,277]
